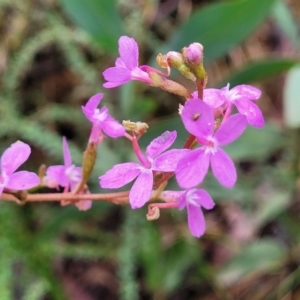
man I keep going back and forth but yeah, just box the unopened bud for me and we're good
[182,43,206,80]
[183,43,203,66]
[74,142,97,194]
[123,120,149,135]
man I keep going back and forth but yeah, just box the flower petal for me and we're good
[182,99,214,137]
[76,200,92,211]
[176,148,209,188]
[63,137,72,167]
[103,81,128,89]
[235,99,265,128]
[6,171,40,190]
[178,190,188,210]
[187,204,206,237]
[99,162,141,189]
[46,165,68,187]
[118,36,139,70]
[83,94,103,113]
[129,169,153,209]
[210,148,236,188]
[146,131,177,159]
[193,189,215,210]
[101,117,125,138]
[214,114,247,146]
[231,84,261,100]
[102,67,132,86]
[152,149,191,172]
[203,88,225,108]
[1,141,31,175]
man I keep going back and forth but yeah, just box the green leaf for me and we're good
[272,1,300,48]
[283,64,300,128]
[60,0,123,51]
[223,123,285,161]
[219,59,299,87]
[217,239,286,286]
[255,191,291,228]
[160,0,277,63]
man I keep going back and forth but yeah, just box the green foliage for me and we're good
[60,0,123,52]
[0,0,299,298]
[219,59,299,87]
[284,64,300,128]
[159,0,277,63]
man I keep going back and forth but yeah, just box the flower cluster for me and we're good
[99,36,265,237]
[0,35,265,238]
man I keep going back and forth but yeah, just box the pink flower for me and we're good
[45,137,92,211]
[0,141,40,195]
[176,99,247,188]
[161,188,215,237]
[82,93,125,143]
[102,36,152,88]
[99,131,189,209]
[196,84,264,128]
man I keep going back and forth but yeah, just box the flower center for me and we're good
[203,136,218,154]
[186,188,200,207]
[65,165,81,183]
[93,108,108,122]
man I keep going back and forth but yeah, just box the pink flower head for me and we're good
[99,131,189,209]
[45,137,92,211]
[179,188,214,237]
[176,99,247,189]
[82,93,125,143]
[0,141,40,195]
[199,84,264,128]
[161,188,214,237]
[102,36,152,88]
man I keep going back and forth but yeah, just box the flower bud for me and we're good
[183,43,203,66]
[123,120,149,135]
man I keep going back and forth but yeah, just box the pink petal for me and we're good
[193,189,215,210]
[231,84,261,100]
[99,162,142,189]
[203,88,225,108]
[84,94,103,112]
[176,148,209,188]
[152,149,191,172]
[102,67,132,85]
[178,190,188,210]
[76,200,92,211]
[6,171,40,190]
[1,141,31,175]
[214,114,247,146]
[182,99,214,137]
[210,148,236,188]
[103,81,127,88]
[235,99,264,128]
[63,137,72,167]
[118,36,139,70]
[89,123,104,144]
[101,118,125,138]
[187,204,206,237]
[130,68,152,84]
[46,165,68,187]
[129,169,153,209]
[146,131,177,159]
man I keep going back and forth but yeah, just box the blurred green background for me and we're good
[0,0,300,299]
